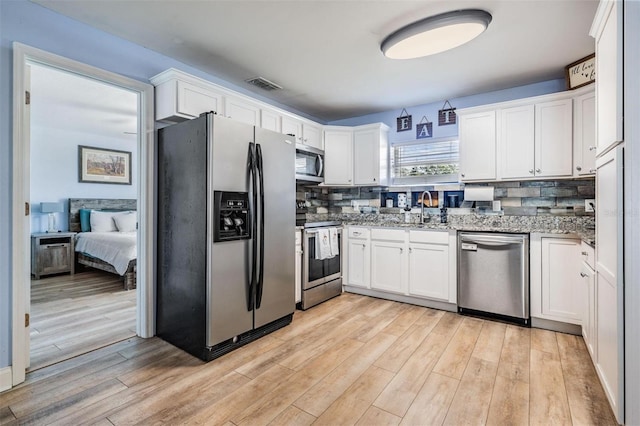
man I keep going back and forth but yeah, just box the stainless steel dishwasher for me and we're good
[458,232,530,325]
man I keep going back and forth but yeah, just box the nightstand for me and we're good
[31,232,76,279]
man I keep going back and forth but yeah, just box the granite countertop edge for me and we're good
[337,219,596,246]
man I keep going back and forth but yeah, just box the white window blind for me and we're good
[391,137,459,184]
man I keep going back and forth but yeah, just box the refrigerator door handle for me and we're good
[247,142,257,311]
[255,142,265,309]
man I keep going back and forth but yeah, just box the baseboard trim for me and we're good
[0,366,12,392]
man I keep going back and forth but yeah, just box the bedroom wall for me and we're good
[30,126,138,233]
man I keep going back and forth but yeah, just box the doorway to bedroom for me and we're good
[27,63,139,371]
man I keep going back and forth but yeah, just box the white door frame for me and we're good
[11,42,155,386]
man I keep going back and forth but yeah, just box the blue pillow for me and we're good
[79,209,92,232]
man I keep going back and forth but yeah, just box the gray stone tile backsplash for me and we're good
[297,178,595,217]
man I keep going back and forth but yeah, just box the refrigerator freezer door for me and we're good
[157,115,209,356]
[207,115,255,347]
[253,127,296,328]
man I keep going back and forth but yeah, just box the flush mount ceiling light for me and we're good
[381,9,492,59]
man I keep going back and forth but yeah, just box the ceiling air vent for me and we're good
[245,76,283,91]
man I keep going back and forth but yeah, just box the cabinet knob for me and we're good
[576,166,582,171]
[581,251,588,256]
[589,169,596,174]
[580,272,588,278]
[409,247,412,254]
[373,178,376,181]
[460,173,465,178]
[589,146,597,151]
[535,168,541,173]
[303,138,308,142]
[529,169,534,174]
[400,248,403,254]
[362,244,366,249]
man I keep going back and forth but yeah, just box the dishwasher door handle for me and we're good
[462,239,522,248]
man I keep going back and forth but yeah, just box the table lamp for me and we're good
[41,202,64,233]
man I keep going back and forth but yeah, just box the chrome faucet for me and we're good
[420,191,433,223]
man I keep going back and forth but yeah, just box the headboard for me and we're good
[69,198,137,232]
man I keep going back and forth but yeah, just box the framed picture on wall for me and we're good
[78,145,132,185]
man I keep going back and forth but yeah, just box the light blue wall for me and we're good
[30,126,138,233]
[328,79,567,143]
[0,0,317,369]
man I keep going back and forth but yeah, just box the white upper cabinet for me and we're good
[282,115,303,143]
[302,123,323,150]
[498,105,535,179]
[534,99,573,178]
[591,0,623,154]
[458,110,496,181]
[497,99,572,179]
[573,91,597,176]
[323,123,389,187]
[323,126,354,185]
[260,109,282,133]
[152,70,225,122]
[353,123,389,186]
[224,97,260,126]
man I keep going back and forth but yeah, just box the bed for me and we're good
[69,198,137,290]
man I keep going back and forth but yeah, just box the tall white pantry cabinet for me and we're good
[590,0,624,423]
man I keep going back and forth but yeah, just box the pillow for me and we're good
[79,209,92,232]
[90,210,118,232]
[114,211,137,232]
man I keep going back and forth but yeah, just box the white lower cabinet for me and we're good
[344,226,456,306]
[346,228,370,289]
[408,243,449,300]
[530,234,582,325]
[580,257,596,360]
[371,240,406,294]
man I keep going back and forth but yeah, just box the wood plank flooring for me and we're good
[2,292,616,425]
[29,271,137,371]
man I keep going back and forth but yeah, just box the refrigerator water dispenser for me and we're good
[214,191,251,242]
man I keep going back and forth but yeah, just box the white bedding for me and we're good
[75,232,137,275]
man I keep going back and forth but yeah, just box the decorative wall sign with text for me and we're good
[416,116,433,139]
[565,53,595,90]
[438,100,457,126]
[396,108,412,132]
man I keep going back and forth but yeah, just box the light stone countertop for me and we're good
[306,211,596,246]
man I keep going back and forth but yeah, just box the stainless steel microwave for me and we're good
[295,144,324,183]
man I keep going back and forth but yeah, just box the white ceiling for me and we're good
[32,0,598,122]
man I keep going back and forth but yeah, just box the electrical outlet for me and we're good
[585,199,595,212]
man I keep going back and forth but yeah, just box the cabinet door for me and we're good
[302,123,323,150]
[408,243,449,300]
[540,238,581,324]
[224,97,260,126]
[499,105,535,179]
[370,241,406,294]
[596,270,620,414]
[594,0,623,154]
[261,109,281,133]
[347,239,370,288]
[535,99,573,177]
[459,111,496,181]
[580,263,596,360]
[282,116,303,143]
[176,80,224,118]
[353,127,380,185]
[324,129,353,185]
[574,92,597,176]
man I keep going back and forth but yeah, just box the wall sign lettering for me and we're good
[416,116,433,139]
[438,100,457,126]
[396,108,412,132]
[565,53,595,90]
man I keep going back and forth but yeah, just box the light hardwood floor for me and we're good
[2,292,615,425]
[29,271,137,371]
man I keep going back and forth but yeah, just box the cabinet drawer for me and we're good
[371,228,405,242]
[581,241,595,269]
[349,227,370,239]
[409,230,449,244]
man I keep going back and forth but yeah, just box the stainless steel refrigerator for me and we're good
[157,113,295,361]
